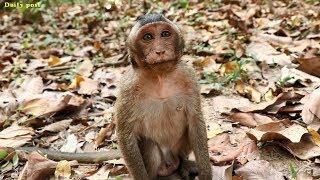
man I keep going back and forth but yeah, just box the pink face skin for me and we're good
[134,22,180,65]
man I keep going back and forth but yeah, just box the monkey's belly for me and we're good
[136,97,188,148]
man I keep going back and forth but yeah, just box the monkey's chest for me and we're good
[136,96,188,147]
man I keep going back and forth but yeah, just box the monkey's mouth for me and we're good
[145,57,177,65]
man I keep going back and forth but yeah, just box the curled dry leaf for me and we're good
[17,151,57,180]
[211,164,233,180]
[76,59,94,77]
[229,113,274,127]
[246,41,292,66]
[235,81,261,103]
[298,57,320,77]
[38,119,73,133]
[277,134,320,160]
[78,77,99,95]
[94,122,116,148]
[60,134,78,153]
[86,165,110,180]
[301,88,320,124]
[21,95,72,117]
[55,160,71,179]
[247,119,308,143]
[14,76,44,103]
[209,133,258,164]
[235,160,285,180]
[0,123,34,148]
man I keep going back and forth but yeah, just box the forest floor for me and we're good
[1,0,320,179]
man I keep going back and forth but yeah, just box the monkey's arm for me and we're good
[15,147,122,163]
[188,103,212,180]
[116,121,149,180]
[116,99,149,180]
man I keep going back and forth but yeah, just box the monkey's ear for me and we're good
[127,52,138,68]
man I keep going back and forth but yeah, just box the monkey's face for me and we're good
[132,22,183,65]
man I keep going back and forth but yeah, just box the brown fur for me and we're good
[115,14,212,180]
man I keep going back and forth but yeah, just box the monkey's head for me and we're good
[127,13,185,67]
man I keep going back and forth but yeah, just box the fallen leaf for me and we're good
[301,88,320,124]
[247,119,308,143]
[76,59,94,77]
[86,165,110,180]
[246,41,292,66]
[307,127,320,147]
[48,55,60,67]
[55,160,71,178]
[17,152,57,180]
[229,113,274,127]
[235,160,285,180]
[60,134,78,153]
[209,133,258,164]
[38,119,73,133]
[211,164,233,180]
[278,134,320,160]
[298,57,320,77]
[78,77,99,95]
[21,95,71,117]
[0,124,34,148]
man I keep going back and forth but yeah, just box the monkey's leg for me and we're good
[178,159,198,180]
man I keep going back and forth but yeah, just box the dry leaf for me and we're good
[39,119,73,133]
[211,164,233,180]
[209,133,258,164]
[278,134,320,160]
[246,41,292,66]
[301,88,320,124]
[48,55,60,67]
[18,152,57,180]
[78,77,98,95]
[307,127,320,147]
[235,160,285,180]
[76,59,94,77]
[298,57,320,77]
[0,124,34,148]
[86,165,110,180]
[21,95,71,117]
[229,113,274,127]
[55,160,71,178]
[247,119,308,143]
[60,134,78,153]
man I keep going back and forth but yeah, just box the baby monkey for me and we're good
[115,13,212,180]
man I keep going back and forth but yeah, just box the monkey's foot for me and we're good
[157,156,180,176]
[179,160,198,180]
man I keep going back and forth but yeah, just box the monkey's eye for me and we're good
[161,31,171,37]
[143,33,153,41]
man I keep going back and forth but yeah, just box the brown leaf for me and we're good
[0,124,34,148]
[21,95,71,117]
[18,152,57,180]
[246,42,292,66]
[247,119,308,143]
[38,119,73,133]
[298,57,320,77]
[78,77,98,95]
[278,134,320,160]
[209,133,258,164]
[48,55,60,67]
[211,164,233,180]
[301,88,320,124]
[229,113,274,127]
[54,160,71,178]
[94,122,115,148]
[235,160,285,180]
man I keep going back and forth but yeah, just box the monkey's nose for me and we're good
[156,50,165,55]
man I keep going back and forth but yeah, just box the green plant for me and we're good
[289,162,298,180]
